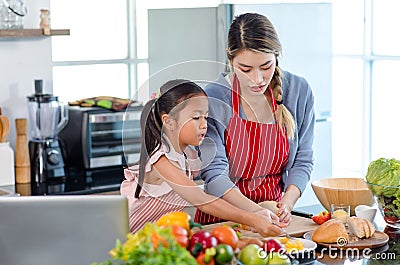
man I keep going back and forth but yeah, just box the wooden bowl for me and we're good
[311,178,374,215]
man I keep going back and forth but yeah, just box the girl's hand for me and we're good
[249,209,282,237]
[254,208,279,223]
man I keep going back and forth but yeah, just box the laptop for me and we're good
[0,195,129,265]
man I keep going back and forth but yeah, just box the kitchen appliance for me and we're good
[27,80,68,194]
[58,105,142,191]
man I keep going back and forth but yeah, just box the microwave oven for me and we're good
[58,105,142,188]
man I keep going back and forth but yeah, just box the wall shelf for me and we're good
[0,29,70,38]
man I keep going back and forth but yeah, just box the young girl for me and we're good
[120,79,283,236]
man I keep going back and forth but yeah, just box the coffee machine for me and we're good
[27,80,68,194]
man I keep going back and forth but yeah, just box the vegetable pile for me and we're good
[92,212,299,265]
[91,212,238,265]
[366,158,400,224]
[91,223,197,265]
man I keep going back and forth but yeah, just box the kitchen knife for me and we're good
[291,210,313,219]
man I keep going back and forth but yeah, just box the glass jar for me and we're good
[0,0,27,29]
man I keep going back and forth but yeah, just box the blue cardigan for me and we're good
[198,71,315,198]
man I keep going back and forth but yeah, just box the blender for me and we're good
[27,80,68,194]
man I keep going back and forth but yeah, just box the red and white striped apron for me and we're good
[194,74,289,224]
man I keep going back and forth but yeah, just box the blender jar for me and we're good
[27,94,68,141]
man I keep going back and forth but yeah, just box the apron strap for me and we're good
[269,87,278,114]
[231,74,241,116]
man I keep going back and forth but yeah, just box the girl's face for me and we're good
[231,49,276,97]
[169,95,208,151]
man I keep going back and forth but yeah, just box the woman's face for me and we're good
[231,49,276,97]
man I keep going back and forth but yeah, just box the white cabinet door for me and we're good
[148,5,228,92]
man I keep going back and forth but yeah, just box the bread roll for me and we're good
[312,219,349,243]
[259,200,279,215]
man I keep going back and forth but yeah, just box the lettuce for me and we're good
[366,158,400,197]
[92,223,197,265]
[366,158,400,219]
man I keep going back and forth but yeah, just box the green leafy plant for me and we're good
[91,223,197,265]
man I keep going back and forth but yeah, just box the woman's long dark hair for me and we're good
[227,13,296,139]
[134,79,206,198]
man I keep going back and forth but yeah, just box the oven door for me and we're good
[88,109,141,169]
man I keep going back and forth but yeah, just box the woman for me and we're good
[195,13,315,225]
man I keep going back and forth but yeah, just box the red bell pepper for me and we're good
[190,231,218,257]
[311,211,331,225]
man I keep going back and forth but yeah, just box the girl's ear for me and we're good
[161,113,174,131]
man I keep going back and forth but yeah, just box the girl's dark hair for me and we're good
[134,79,206,198]
[227,13,295,139]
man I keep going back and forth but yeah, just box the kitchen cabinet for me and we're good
[0,28,70,38]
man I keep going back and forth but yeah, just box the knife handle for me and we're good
[291,210,313,219]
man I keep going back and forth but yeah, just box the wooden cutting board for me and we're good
[303,230,389,249]
[202,215,319,238]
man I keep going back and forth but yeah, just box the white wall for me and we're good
[0,0,52,149]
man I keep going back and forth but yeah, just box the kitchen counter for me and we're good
[0,181,120,196]
[0,183,398,264]
[0,166,123,196]
[202,205,399,264]
[202,204,399,264]
[290,204,399,264]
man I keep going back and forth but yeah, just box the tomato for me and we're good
[168,225,189,248]
[263,238,284,253]
[211,225,239,249]
[311,211,331,225]
[214,244,234,265]
[384,215,399,223]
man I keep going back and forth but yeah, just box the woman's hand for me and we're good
[249,209,282,237]
[278,184,301,225]
[276,202,292,226]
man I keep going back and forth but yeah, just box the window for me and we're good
[51,0,220,103]
[51,0,134,102]
[332,0,400,177]
[51,0,400,178]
